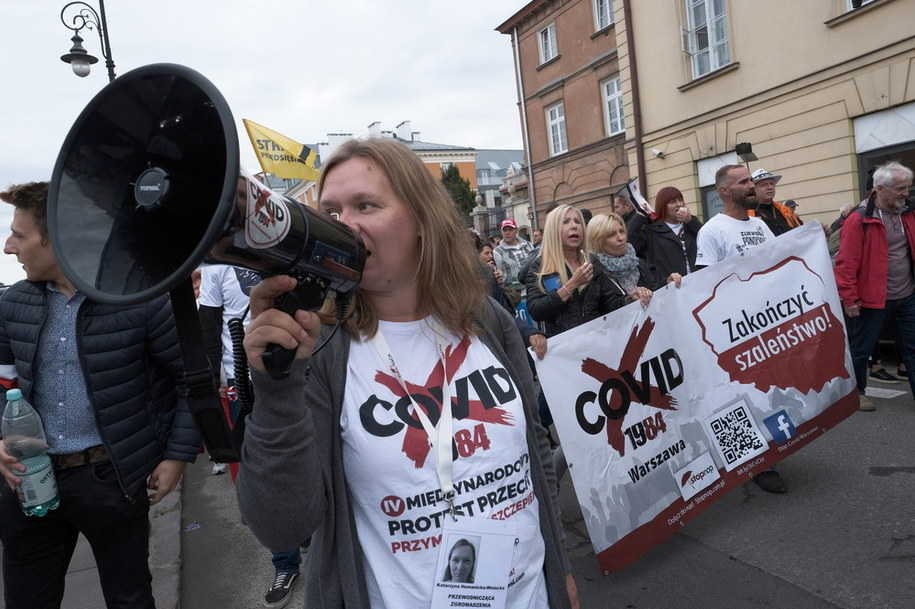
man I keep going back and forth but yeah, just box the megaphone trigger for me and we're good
[261,276,332,379]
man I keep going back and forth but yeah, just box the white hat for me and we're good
[751,169,782,185]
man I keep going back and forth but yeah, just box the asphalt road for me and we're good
[180,378,915,609]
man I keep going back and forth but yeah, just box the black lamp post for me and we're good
[59,0,116,82]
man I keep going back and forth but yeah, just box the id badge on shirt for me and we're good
[430,516,519,609]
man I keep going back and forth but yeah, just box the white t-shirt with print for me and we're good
[340,318,548,608]
[695,213,775,266]
[198,265,261,380]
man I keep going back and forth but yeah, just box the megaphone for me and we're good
[48,63,365,306]
[47,63,367,459]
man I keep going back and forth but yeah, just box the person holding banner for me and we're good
[237,138,578,609]
[695,165,775,269]
[630,186,702,280]
[694,165,788,494]
[587,212,682,297]
[525,205,636,338]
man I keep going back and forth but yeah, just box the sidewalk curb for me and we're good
[149,480,183,609]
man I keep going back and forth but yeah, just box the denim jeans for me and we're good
[0,460,154,609]
[537,388,553,429]
[271,546,301,574]
[847,293,915,397]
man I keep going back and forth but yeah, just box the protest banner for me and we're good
[533,223,858,574]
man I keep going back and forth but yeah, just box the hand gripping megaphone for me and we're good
[47,64,367,460]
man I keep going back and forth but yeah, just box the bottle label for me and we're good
[17,456,59,508]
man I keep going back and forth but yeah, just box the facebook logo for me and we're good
[763,411,797,444]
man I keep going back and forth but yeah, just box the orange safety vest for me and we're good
[748,201,803,229]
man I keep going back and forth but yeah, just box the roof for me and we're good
[475,149,524,169]
[394,137,475,152]
[496,0,549,33]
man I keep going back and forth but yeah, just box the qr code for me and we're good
[707,402,767,471]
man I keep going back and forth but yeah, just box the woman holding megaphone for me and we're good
[237,138,578,609]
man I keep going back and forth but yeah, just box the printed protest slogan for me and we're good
[534,223,858,574]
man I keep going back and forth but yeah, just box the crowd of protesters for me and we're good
[0,137,910,609]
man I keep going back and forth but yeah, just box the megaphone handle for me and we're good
[261,280,329,380]
[262,342,297,380]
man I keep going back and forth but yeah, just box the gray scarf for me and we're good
[595,244,639,293]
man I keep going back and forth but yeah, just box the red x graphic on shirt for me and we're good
[374,335,514,468]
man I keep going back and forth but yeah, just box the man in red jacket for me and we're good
[834,161,915,411]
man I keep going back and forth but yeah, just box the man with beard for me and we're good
[694,165,787,494]
[695,164,775,267]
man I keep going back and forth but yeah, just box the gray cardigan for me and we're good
[237,299,573,608]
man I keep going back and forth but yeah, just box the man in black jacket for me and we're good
[0,181,199,609]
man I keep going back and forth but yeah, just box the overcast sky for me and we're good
[0,1,525,286]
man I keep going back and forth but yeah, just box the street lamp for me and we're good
[59,0,116,82]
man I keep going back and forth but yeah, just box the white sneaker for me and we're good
[211,462,228,475]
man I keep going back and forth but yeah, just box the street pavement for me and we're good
[1,374,911,608]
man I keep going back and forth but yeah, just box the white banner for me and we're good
[534,223,858,574]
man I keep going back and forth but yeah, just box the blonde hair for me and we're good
[535,204,588,294]
[586,212,626,255]
[317,137,485,338]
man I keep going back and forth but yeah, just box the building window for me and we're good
[847,0,876,9]
[683,0,730,79]
[539,23,558,64]
[478,168,493,185]
[700,184,723,220]
[594,0,614,31]
[546,103,568,156]
[440,162,454,172]
[602,76,625,136]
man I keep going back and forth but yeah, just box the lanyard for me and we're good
[370,319,457,516]
[678,226,692,274]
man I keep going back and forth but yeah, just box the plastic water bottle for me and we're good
[1,389,60,516]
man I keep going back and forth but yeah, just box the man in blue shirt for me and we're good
[0,181,199,609]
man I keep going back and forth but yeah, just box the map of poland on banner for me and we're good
[533,223,858,574]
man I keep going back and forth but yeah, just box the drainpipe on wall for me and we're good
[622,0,647,196]
[512,25,538,229]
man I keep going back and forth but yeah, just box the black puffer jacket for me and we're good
[525,254,629,337]
[0,281,199,496]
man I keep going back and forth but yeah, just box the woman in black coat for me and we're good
[630,186,702,282]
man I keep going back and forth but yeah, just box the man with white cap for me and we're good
[748,168,803,236]
[493,217,534,293]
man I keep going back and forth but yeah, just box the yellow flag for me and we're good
[243,119,321,181]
